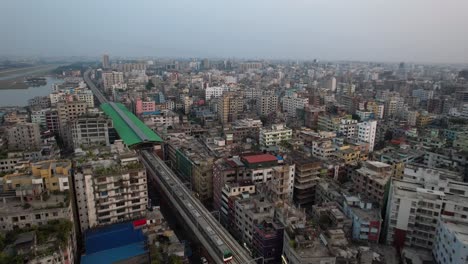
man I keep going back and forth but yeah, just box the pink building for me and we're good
[135,98,156,115]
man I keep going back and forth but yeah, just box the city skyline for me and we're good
[1,0,468,64]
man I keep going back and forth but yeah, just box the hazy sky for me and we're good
[1,0,468,63]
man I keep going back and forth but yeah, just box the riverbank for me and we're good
[0,76,64,106]
[0,64,62,90]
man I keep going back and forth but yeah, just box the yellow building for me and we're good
[416,114,432,128]
[2,160,71,194]
[338,147,361,164]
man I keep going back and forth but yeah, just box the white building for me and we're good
[326,77,337,92]
[74,153,148,231]
[143,110,179,128]
[205,86,229,100]
[433,217,468,264]
[31,108,50,127]
[385,166,468,250]
[102,71,124,93]
[357,121,377,152]
[259,124,293,147]
[338,119,357,138]
[356,110,374,121]
[282,95,309,117]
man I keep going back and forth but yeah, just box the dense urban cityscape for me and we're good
[2,1,468,264]
[1,55,468,264]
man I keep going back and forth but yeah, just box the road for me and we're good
[83,69,108,104]
[141,151,253,264]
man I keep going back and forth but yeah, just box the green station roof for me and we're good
[101,102,162,146]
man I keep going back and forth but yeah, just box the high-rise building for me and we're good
[57,101,88,148]
[74,152,147,231]
[290,154,322,208]
[217,92,243,124]
[102,71,124,94]
[385,165,468,251]
[201,59,210,70]
[6,123,41,150]
[102,54,110,69]
[357,121,377,152]
[256,95,278,116]
[433,216,468,264]
[326,77,337,92]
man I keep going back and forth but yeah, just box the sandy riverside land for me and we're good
[0,64,60,90]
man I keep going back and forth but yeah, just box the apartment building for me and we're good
[28,95,51,109]
[385,171,468,251]
[205,86,229,100]
[31,108,51,127]
[213,153,291,212]
[45,109,60,133]
[352,161,392,207]
[135,98,156,115]
[239,62,262,72]
[74,153,147,231]
[57,101,88,147]
[257,95,278,116]
[252,219,284,264]
[259,124,292,147]
[142,110,179,129]
[343,195,382,243]
[71,114,110,149]
[311,140,336,160]
[338,118,358,138]
[433,216,468,264]
[290,154,322,208]
[102,71,124,93]
[357,121,377,152]
[226,118,263,143]
[217,92,243,124]
[318,115,342,131]
[233,195,275,248]
[282,95,309,117]
[220,181,256,229]
[165,136,215,204]
[5,123,41,150]
[0,160,73,232]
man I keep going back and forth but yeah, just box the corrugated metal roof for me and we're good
[242,154,278,164]
[101,102,162,146]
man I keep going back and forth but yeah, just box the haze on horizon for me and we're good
[1,0,468,64]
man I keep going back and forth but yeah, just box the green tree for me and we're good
[146,80,155,90]
[168,255,183,264]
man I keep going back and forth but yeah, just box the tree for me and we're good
[384,130,393,141]
[168,255,183,264]
[351,114,361,122]
[146,80,155,90]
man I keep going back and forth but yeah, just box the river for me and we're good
[0,76,64,107]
